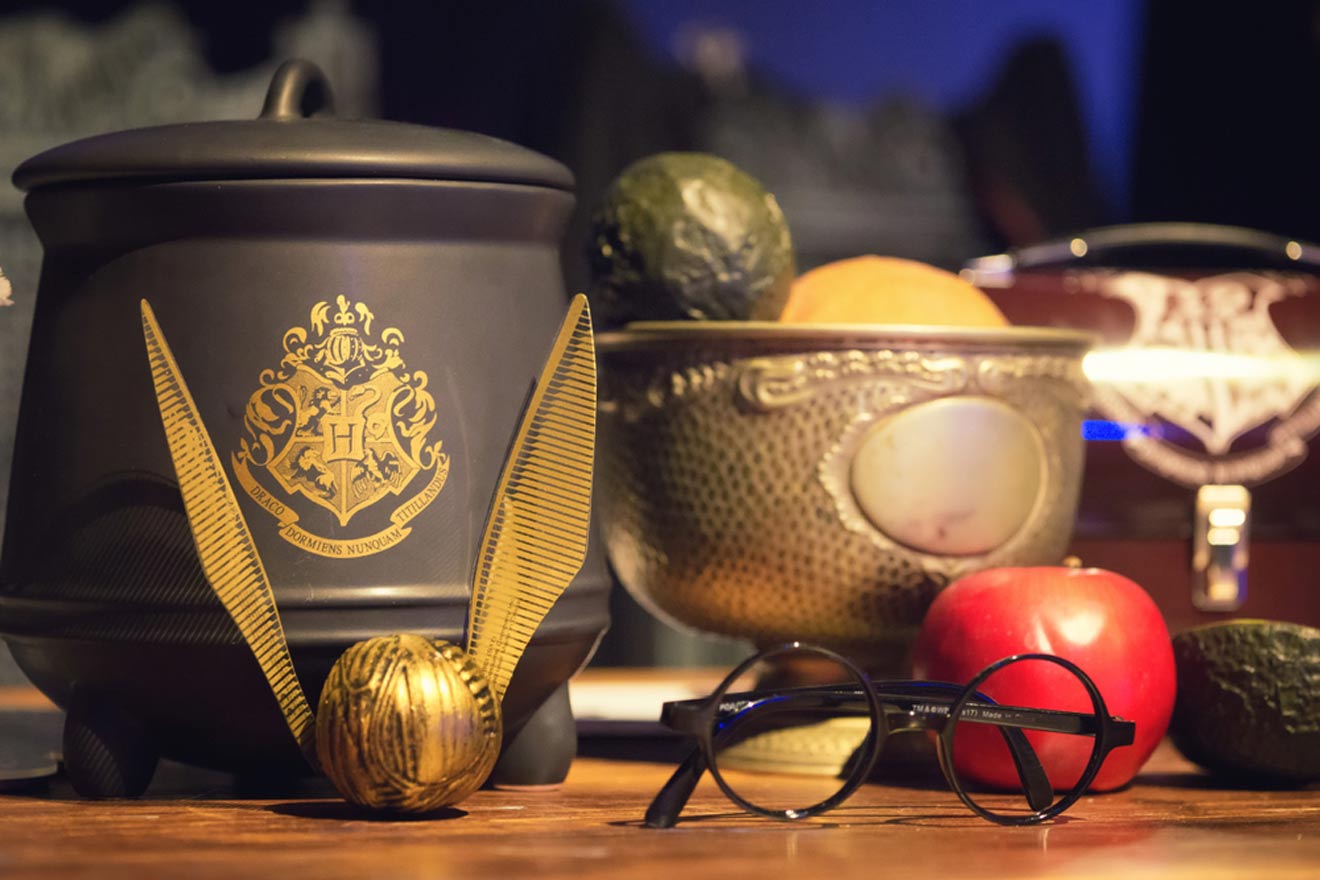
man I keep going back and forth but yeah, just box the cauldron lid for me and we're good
[13,59,573,193]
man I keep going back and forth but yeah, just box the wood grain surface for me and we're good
[1,685,1318,879]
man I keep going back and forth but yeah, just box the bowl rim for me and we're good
[596,321,1097,353]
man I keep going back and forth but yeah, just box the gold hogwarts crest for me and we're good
[233,295,449,558]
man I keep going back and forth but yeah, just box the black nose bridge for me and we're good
[885,703,947,735]
[660,700,709,735]
[887,712,928,734]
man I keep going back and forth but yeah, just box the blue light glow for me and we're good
[1082,419,1151,441]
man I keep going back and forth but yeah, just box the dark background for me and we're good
[8,0,1320,274]
[3,0,1320,677]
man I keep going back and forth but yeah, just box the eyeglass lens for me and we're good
[708,646,876,817]
[945,655,1104,821]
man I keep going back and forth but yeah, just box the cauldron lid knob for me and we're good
[260,59,337,120]
[13,57,573,193]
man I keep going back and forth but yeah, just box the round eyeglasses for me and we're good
[644,643,1136,827]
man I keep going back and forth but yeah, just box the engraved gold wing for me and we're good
[140,299,318,765]
[465,294,596,704]
[142,291,595,771]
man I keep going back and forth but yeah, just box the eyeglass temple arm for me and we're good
[945,701,1138,811]
[954,702,1129,738]
[999,726,1053,812]
[909,696,1051,812]
[643,746,707,829]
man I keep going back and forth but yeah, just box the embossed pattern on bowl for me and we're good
[597,322,1094,671]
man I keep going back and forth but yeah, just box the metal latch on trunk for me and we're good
[1192,484,1250,612]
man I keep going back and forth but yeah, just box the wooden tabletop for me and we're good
[2,683,1319,879]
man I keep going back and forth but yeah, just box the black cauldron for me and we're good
[0,60,610,792]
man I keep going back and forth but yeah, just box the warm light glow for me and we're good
[1208,579,1240,602]
[1056,609,1106,646]
[1069,237,1089,257]
[1207,527,1240,546]
[1208,508,1247,528]
[1084,347,1320,383]
[1287,241,1303,260]
[962,254,1013,287]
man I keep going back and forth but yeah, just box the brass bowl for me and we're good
[596,322,1094,672]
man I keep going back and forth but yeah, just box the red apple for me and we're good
[911,565,1175,791]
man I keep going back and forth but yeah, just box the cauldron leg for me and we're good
[489,681,575,787]
[62,688,158,798]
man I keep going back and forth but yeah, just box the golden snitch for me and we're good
[140,295,595,813]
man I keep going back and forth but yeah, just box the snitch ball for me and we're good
[316,634,503,813]
[137,292,594,814]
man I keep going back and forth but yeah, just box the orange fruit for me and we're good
[778,255,1008,327]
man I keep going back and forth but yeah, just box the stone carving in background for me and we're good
[675,22,989,274]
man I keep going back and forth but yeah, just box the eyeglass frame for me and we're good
[644,642,1137,828]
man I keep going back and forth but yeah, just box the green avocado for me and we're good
[1169,619,1320,783]
[586,152,796,326]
